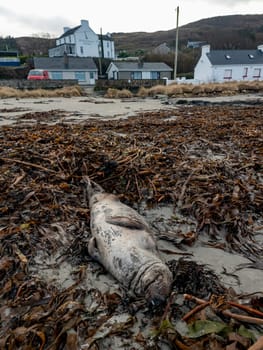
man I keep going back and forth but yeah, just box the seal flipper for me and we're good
[106,216,149,231]
[88,237,101,262]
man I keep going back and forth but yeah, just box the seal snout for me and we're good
[144,267,173,306]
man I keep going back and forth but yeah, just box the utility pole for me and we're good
[174,6,179,80]
[98,27,103,76]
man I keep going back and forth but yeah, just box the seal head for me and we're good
[131,260,173,305]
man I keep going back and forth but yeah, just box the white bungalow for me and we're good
[194,44,263,83]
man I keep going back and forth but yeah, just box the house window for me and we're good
[243,67,248,78]
[51,71,63,79]
[131,71,142,79]
[253,68,261,78]
[90,72,94,79]
[151,71,160,79]
[224,69,232,80]
[75,72,86,82]
[80,46,84,54]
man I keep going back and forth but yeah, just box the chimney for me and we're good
[201,44,210,56]
[81,19,89,27]
[138,57,144,68]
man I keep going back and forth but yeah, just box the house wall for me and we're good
[116,71,172,79]
[74,21,99,57]
[107,63,118,79]
[102,40,115,59]
[47,69,97,85]
[49,44,76,57]
[211,64,263,82]
[194,53,213,82]
[160,71,172,79]
[107,64,172,80]
[195,63,263,83]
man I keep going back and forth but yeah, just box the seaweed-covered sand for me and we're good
[0,96,263,349]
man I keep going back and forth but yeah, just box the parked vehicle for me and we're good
[27,69,49,80]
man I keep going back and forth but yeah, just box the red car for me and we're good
[27,69,49,80]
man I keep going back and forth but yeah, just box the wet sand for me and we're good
[1,93,263,126]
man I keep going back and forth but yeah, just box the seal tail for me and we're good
[83,176,105,201]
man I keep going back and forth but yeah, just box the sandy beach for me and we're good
[1,92,263,126]
[0,94,262,349]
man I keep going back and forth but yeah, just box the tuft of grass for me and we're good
[136,80,263,97]
[105,88,133,98]
[0,85,83,99]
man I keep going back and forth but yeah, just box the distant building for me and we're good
[0,51,20,67]
[49,19,115,59]
[187,41,206,49]
[194,44,263,83]
[33,56,98,85]
[152,43,172,55]
[107,61,173,80]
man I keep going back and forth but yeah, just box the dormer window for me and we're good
[248,54,254,59]
[225,54,231,60]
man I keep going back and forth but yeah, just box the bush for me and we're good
[105,88,133,98]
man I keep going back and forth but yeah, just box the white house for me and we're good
[194,44,263,83]
[33,56,98,85]
[49,19,115,59]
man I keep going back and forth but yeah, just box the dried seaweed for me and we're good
[0,104,262,349]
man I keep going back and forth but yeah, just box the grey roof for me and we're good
[58,26,81,39]
[33,57,98,70]
[111,61,173,71]
[207,49,263,65]
[98,34,114,41]
[58,27,113,41]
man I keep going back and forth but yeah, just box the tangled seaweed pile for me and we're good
[0,105,263,349]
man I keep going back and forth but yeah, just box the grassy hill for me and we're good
[111,14,263,53]
[2,14,261,57]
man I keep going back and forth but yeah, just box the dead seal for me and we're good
[84,177,173,305]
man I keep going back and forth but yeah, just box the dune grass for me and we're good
[105,88,133,98]
[0,85,83,99]
[1,80,263,100]
[136,80,263,98]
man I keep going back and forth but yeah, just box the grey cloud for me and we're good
[0,5,69,35]
[203,0,261,4]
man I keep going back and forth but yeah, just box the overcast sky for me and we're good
[0,0,262,38]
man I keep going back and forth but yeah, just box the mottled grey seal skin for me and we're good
[84,177,173,305]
